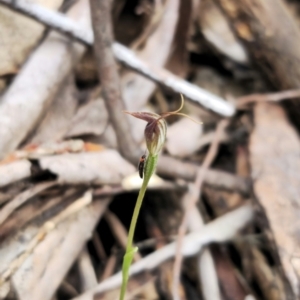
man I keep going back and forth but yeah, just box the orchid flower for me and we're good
[120,95,202,300]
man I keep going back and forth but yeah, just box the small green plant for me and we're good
[120,95,201,300]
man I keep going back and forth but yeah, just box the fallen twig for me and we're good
[237,89,300,107]
[78,247,98,291]
[0,181,56,226]
[61,281,79,298]
[0,188,79,242]
[0,153,248,193]
[104,210,141,261]
[157,155,250,194]
[100,252,118,282]
[0,160,31,187]
[0,0,235,117]
[92,232,107,261]
[113,43,235,117]
[73,203,253,300]
[181,188,222,300]
[172,119,228,300]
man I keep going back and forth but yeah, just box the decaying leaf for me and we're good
[250,102,300,297]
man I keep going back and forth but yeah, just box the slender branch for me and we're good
[157,155,250,194]
[172,119,229,299]
[0,153,249,193]
[237,89,300,107]
[184,194,221,300]
[89,0,139,163]
[105,210,141,260]
[0,0,235,117]
[78,246,98,291]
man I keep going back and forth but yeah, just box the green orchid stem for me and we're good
[119,154,158,300]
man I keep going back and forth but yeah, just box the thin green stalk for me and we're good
[119,154,158,300]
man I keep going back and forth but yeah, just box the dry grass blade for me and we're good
[121,0,180,113]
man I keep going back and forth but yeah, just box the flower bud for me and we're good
[124,111,167,156]
[145,116,167,156]
[124,94,202,157]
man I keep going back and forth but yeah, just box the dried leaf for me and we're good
[65,98,109,138]
[166,116,203,157]
[30,75,79,144]
[199,0,248,64]
[250,102,300,297]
